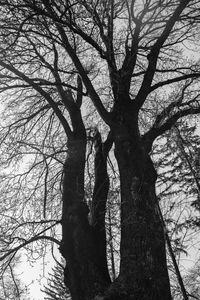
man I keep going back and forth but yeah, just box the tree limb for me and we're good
[0,60,72,137]
[56,24,111,125]
[150,72,200,92]
[135,0,191,109]
[0,222,60,262]
[143,98,200,152]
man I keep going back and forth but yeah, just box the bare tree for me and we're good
[0,1,200,299]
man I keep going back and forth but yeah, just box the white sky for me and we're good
[17,247,61,300]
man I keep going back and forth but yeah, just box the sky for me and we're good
[18,248,61,300]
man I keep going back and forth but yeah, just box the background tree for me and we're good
[0,1,200,300]
[184,260,200,299]
[0,255,30,300]
[42,260,70,300]
[152,117,200,299]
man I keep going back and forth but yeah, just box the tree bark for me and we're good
[90,130,112,284]
[114,146,171,299]
[60,134,110,300]
[104,100,172,300]
[60,92,171,300]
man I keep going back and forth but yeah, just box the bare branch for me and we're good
[0,222,61,262]
[143,97,200,153]
[151,72,200,91]
[0,60,72,137]
[135,0,191,109]
[55,24,111,125]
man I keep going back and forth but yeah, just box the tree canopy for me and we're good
[0,1,200,300]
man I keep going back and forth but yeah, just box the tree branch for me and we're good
[0,222,60,262]
[56,25,111,125]
[0,60,72,137]
[150,72,200,91]
[134,0,191,109]
[143,98,200,152]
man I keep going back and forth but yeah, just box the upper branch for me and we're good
[150,72,200,91]
[56,24,111,125]
[0,60,72,137]
[134,0,191,110]
[142,94,200,152]
[33,1,107,60]
[119,1,141,93]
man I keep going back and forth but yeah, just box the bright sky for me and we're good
[17,248,61,300]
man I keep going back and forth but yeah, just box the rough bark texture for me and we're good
[112,146,171,300]
[104,100,171,300]
[90,130,112,284]
[60,135,111,300]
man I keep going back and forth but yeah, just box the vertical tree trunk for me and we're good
[90,130,112,284]
[105,100,172,300]
[115,146,171,299]
[60,89,171,299]
[60,135,110,300]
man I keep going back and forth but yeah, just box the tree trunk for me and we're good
[115,148,171,299]
[60,96,171,299]
[105,102,172,299]
[90,130,112,284]
[60,135,110,300]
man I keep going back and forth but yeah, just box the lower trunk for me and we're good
[106,134,171,300]
[60,137,110,300]
[60,128,171,300]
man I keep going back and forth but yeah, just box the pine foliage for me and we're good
[43,261,71,300]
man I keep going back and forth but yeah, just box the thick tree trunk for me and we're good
[60,135,110,300]
[104,101,172,299]
[114,147,171,299]
[60,90,171,299]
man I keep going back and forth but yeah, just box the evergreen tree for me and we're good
[43,261,71,300]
